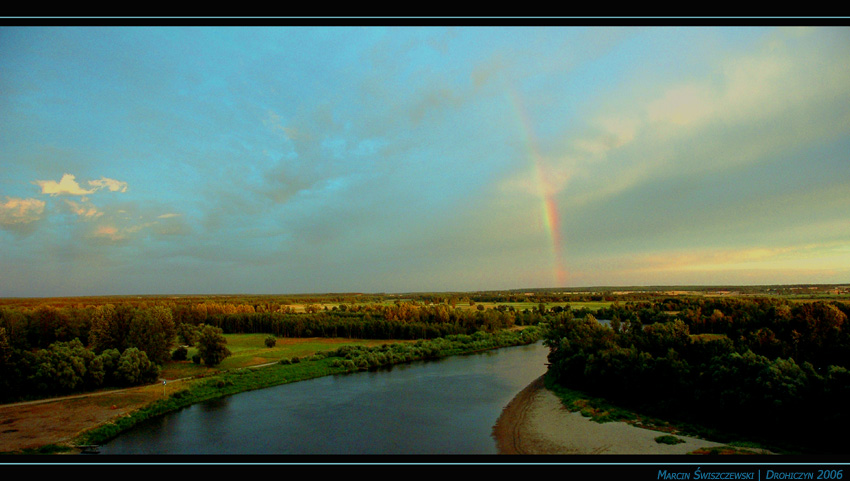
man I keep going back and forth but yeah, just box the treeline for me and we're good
[0,304,181,401]
[327,328,541,372]
[543,298,850,453]
[194,304,540,339]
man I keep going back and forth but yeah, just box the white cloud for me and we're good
[88,177,128,193]
[646,84,718,127]
[513,28,849,210]
[0,197,45,225]
[34,174,128,196]
[34,174,96,196]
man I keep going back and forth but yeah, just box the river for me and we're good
[98,341,550,455]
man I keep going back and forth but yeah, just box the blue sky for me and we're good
[2,25,849,297]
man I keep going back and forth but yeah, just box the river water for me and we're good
[98,341,550,455]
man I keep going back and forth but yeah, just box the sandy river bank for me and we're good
[492,375,736,455]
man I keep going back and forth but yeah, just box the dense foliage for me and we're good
[542,297,850,453]
[0,304,176,400]
[195,325,231,366]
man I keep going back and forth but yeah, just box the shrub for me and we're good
[264,336,277,348]
[116,348,159,385]
[655,435,686,445]
[172,346,188,361]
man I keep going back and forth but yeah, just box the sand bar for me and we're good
[493,375,732,455]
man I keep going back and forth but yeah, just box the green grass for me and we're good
[655,435,686,445]
[161,335,405,379]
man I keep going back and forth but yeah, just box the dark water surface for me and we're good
[99,341,550,455]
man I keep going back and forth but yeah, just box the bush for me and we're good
[264,336,276,348]
[655,435,686,445]
[192,354,201,364]
[116,348,159,385]
[172,346,188,361]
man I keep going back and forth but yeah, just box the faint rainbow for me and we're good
[505,87,567,287]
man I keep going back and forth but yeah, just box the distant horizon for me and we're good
[3,26,849,298]
[3,281,848,300]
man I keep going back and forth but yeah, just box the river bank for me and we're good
[492,375,736,455]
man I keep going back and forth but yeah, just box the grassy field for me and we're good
[161,334,406,379]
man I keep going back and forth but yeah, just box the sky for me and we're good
[1,25,849,297]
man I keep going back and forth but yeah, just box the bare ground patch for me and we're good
[0,381,187,453]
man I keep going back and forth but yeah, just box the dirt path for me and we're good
[0,380,188,453]
[0,357,291,454]
[492,375,741,455]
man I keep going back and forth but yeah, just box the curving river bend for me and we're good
[98,341,550,455]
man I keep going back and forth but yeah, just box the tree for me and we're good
[0,327,11,369]
[28,339,95,393]
[172,345,188,361]
[90,304,135,353]
[127,305,176,365]
[196,325,231,366]
[116,347,159,385]
[177,322,199,345]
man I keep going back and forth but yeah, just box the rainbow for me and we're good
[506,87,567,287]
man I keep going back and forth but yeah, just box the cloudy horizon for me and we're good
[2,25,849,297]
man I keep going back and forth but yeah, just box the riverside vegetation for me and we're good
[541,294,850,454]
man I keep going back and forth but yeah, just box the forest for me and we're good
[542,295,850,453]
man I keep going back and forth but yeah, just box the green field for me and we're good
[161,334,403,380]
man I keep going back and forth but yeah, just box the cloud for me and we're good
[609,242,850,278]
[646,84,718,127]
[34,174,128,196]
[34,174,96,196]
[88,177,128,193]
[92,225,127,242]
[90,221,157,243]
[64,199,103,219]
[0,197,45,226]
[263,110,302,140]
[508,28,850,209]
